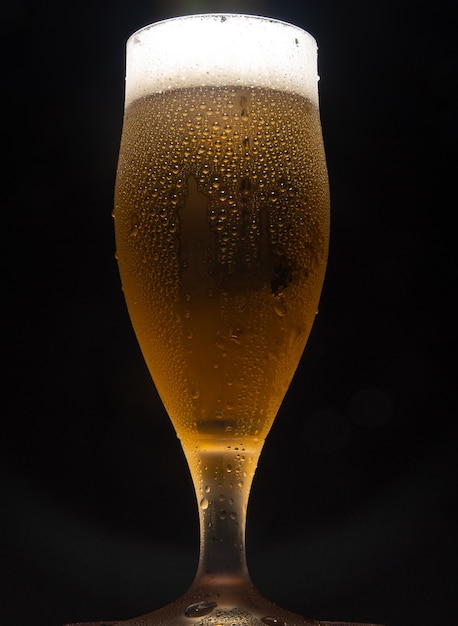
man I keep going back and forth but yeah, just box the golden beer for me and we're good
[114,84,329,451]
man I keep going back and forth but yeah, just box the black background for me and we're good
[2,1,456,625]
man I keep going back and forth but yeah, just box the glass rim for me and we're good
[127,13,316,47]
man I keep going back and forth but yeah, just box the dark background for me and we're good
[2,0,456,625]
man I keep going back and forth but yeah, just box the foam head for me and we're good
[125,14,319,108]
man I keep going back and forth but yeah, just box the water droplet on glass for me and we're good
[219,510,227,520]
[261,617,286,626]
[230,330,240,344]
[184,601,217,617]
[200,497,209,510]
[273,296,287,317]
[191,389,200,400]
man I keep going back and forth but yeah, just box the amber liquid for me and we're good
[114,86,329,454]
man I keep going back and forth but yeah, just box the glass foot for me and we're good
[65,584,384,626]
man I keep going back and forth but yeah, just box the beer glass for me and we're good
[69,14,382,626]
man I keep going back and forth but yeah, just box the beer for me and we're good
[114,84,329,450]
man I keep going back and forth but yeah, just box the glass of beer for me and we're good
[69,14,383,626]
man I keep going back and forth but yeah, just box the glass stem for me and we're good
[183,440,262,594]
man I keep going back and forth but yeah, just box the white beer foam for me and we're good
[125,14,319,107]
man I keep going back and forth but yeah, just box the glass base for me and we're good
[65,584,384,626]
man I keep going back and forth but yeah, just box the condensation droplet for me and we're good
[274,300,287,317]
[184,601,217,617]
[200,497,209,510]
[230,329,241,344]
[261,618,286,626]
[191,389,200,400]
